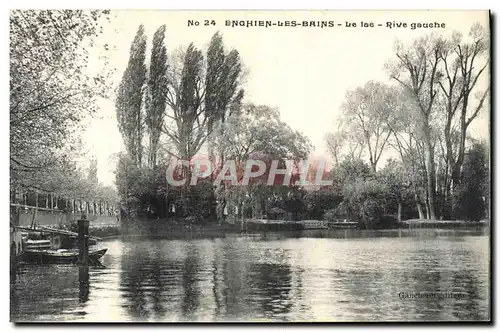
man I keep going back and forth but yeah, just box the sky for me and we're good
[82,10,490,186]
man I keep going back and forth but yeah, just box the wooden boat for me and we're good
[245,219,303,232]
[22,248,107,264]
[245,219,332,231]
[297,220,329,230]
[15,224,101,251]
[328,220,360,229]
[24,239,52,250]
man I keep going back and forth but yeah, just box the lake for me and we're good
[10,229,490,322]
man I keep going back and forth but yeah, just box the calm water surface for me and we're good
[11,229,490,322]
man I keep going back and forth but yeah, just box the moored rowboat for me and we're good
[22,248,107,264]
[24,239,52,250]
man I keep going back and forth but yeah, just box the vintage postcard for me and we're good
[10,10,491,322]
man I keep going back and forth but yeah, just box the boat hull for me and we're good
[21,248,107,264]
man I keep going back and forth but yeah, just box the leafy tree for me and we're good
[146,25,168,168]
[331,156,373,186]
[387,35,443,219]
[324,132,343,165]
[211,104,311,163]
[162,44,205,160]
[452,142,488,221]
[305,187,343,220]
[10,10,111,190]
[339,81,395,172]
[115,152,142,218]
[384,89,430,218]
[161,33,245,161]
[116,24,147,166]
[210,103,312,220]
[342,178,391,229]
[439,25,489,189]
[205,32,244,133]
[115,32,248,222]
[377,159,413,222]
[325,123,365,162]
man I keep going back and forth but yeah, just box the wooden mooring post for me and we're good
[79,265,90,303]
[77,214,91,302]
[78,215,89,266]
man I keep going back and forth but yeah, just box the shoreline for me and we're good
[99,224,489,242]
[90,217,490,241]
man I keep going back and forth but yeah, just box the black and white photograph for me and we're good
[9,9,491,322]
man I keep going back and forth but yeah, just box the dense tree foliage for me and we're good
[325,24,489,223]
[452,141,489,221]
[11,12,488,227]
[112,22,489,227]
[145,25,168,168]
[10,10,117,204]
[339,81,395,172]
[116,24,147,166]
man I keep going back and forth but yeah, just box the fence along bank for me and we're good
[10,188,119,228]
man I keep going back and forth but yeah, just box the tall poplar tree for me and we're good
[146,25,168,167]
[204,32,245,222]
[116,24,147,166]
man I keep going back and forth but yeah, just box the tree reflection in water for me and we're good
[79,266,90,304]
[180,244,201,320]
[11,233,489,322]
[253,263,293,320]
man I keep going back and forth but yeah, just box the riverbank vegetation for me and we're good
[114,22,489,230]
[9,11,490,231]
